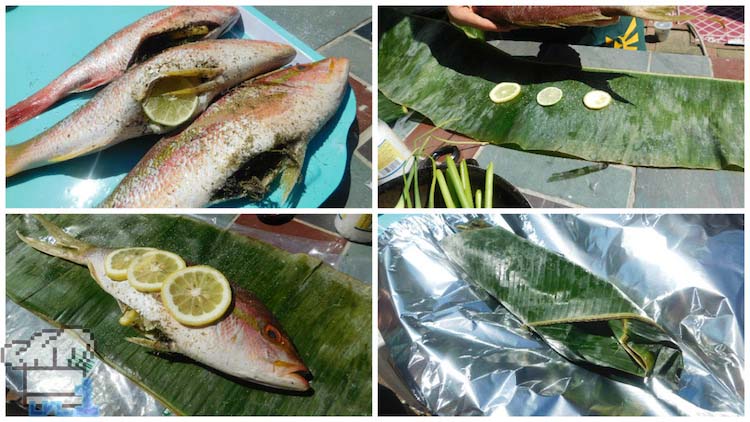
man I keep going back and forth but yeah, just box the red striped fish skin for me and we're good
[6,6,240,131]
[472,6,679,28]
[6,39,296,178]
[101,57,350,208]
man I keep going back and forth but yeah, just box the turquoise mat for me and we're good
[6,6,355,208]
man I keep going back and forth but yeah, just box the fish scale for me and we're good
[6,6,240,131]
[17,216,311,392]
[102,57,351,208]
[6,39,296,178]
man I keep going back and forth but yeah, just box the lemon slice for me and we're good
[489,82,521,103]
[127,250,186,292]
[161,265,232,326]
[536,87,563,106]
[142,77,199,127]
[583,90,612,110]
[105,247,155,281]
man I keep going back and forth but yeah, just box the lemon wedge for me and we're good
[583,90,612,110]
[142,77,199,127]
[127,250,186,292]
[489,82,521,103]
[105,247,155,281]
[161,265,232,326]
[536,87,563,107]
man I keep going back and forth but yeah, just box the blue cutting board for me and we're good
[6,6,355,208]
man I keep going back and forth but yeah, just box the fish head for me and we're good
[227,288,311,391]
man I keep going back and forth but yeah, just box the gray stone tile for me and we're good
[649,52,712,76]
[522,192,571,208]
[571,45,649,72]
[319,35,372,83]
[346,155,373,208]
[634,168,743,208]
[489,40,543,57]
[354,21,372,41]
[256,6,370,49]
[476,145,633,208]
[490,40,649,72]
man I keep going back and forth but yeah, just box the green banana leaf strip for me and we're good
[6,214,371,416]
[440,226,682,386]
[379,9,744,170]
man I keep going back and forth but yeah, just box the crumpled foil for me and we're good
[378,214,744,416]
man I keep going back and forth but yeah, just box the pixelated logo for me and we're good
[2,328,100,416]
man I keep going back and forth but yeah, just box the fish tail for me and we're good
[629,6,696,23]
[16,215,94,265]
[6,68,100,131]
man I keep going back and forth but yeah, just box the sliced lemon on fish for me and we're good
[142,77,199,127]
[583,90,612,110]
[161,265,232,327]
[536,87,563,107]
[127,250,186,292]
[489,82,521,103]
[105,247,156,281]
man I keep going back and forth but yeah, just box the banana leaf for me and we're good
[441,226,682,387]
[5,214,371,415]
[379,9,744,170]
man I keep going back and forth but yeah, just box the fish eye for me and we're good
[264,324,282,343]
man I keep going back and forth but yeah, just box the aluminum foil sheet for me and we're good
[378,214,744,416]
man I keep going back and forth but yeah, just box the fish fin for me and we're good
[73,75,111,93]
[118,309,140,327]
[159,79,223,97]
[15,216,93,265]
[125,337,175,353]
[47,143,103,164]
[279,160,302,205]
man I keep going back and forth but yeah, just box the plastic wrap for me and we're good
[378,214,743,416]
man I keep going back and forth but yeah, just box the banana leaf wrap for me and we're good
[5,214,371,416]
[379,9,744,170]
[441,226,682,386]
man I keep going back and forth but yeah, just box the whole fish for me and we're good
[102,57,350,208]
[17,215,311,392]
[7,39,296,177]
[7,6,240,130]
[472,6,693,28]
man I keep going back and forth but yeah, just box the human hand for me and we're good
[446,6,517,32]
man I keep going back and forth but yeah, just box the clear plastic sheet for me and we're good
[5,214,370,415]
[378,214,744,416]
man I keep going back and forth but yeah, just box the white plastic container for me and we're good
[334,214,372,244]
[377,120,414,185]
[654,21,673,42]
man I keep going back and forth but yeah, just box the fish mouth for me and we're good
[275,361,312,391]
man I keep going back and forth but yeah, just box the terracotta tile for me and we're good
[403,123,455,153]
[235,215,343,244]
[349,77,372,134]
[445,133,483,160]
[712,57,744,81]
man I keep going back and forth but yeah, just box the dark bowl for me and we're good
[378,164,530,208]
